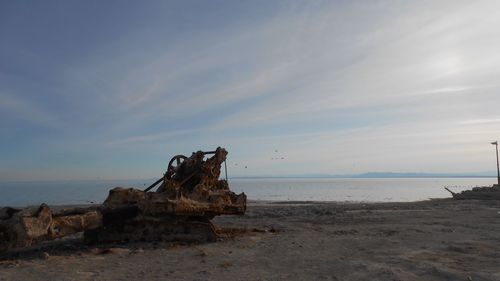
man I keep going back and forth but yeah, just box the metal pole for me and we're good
[492,141,500,186]
[144,177,164,192]
[496,142,500,185]
[224,160,228,182]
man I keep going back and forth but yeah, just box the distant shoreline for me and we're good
[0,174,497,183]
[230,175,497,179]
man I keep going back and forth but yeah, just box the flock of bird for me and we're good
[233,149,286,169]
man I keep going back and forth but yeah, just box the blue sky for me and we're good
[1,0,500,180]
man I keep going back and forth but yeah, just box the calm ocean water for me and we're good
[0,177,495,207]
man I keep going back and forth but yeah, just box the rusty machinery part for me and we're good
[0,147,246,252]
[144,149,226,192]
[143,154,188,192]
[167,155,188,179]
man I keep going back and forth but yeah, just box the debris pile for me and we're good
[0,147,246,252]
[444,184,500,200]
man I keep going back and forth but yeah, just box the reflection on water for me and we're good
[0,177,496,207]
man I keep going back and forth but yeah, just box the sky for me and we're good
[1,0,500,181]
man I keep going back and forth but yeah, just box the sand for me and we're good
[1,198,500,281]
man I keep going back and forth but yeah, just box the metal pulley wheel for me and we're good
[166,155,187,179]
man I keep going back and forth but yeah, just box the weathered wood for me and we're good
[0,204,103,252]
[444,187,456,195]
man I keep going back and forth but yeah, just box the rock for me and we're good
[42,252,50,259]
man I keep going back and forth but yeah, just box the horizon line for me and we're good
[1,171,498,183]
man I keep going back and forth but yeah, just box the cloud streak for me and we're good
[1,0,500,180]
[0,92,61,128]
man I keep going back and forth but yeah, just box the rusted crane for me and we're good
[0,147,246,252]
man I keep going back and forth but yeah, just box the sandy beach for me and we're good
[1,198,500,281]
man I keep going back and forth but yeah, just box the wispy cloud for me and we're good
[105,128,202,146]
[2,0,500,180]
[459,118,500,125]
[0,92,61,128]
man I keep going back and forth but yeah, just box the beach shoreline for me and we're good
[1,198,500,280]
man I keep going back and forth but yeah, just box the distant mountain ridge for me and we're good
[231,171,497,179]
[352,172,496,178]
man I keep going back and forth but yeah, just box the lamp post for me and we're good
[492,141,500,186]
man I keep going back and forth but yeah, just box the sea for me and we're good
[0,177,495,207]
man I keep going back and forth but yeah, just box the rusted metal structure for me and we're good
[0,147,246,252]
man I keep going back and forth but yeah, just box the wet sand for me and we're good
[1,199,500,281]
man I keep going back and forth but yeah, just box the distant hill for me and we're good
[352,172,496,178]
[231,171,497,179]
